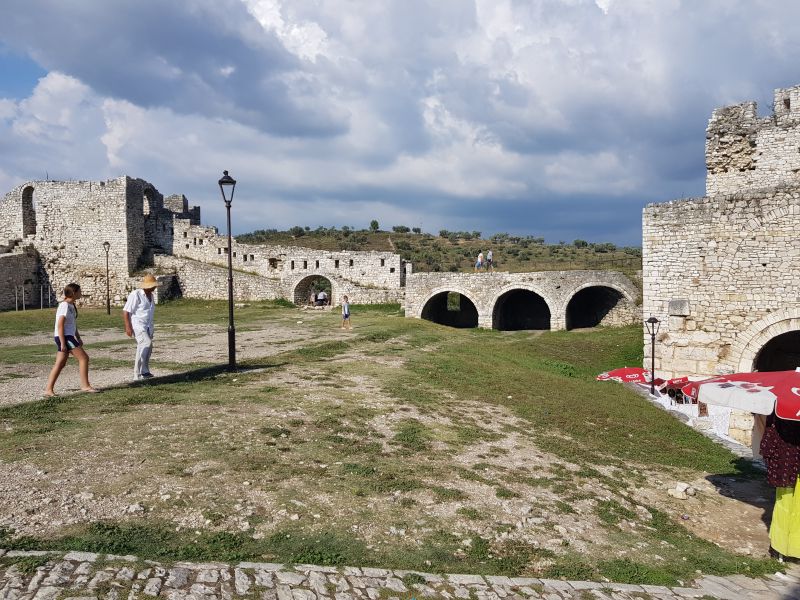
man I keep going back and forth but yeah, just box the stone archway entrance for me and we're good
[492,289,550,331]
[565,285,624,330]
[293,275,333,305]
[421,291,478,328]
[753,330,800,372]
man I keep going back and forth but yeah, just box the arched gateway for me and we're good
[292,275,333,305]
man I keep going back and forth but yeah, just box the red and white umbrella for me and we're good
[681,369,800,420]
[597,367,657,385]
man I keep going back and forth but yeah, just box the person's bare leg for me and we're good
[44,351,70,396]
[72,346,97,391]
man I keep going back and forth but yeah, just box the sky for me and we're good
[1,0,799,246]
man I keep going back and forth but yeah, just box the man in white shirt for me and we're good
[316,289,328,306]
[123,274,158,381]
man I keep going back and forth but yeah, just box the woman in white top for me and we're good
[44,283,98,396]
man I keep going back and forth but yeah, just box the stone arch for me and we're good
[143,187,156,217]
[731,307,800,372]
[490,285,552,331]
[564,283,634,330]
[420,288,479,328]
[21,186,36,236]
[292,274,334,306]
[753,330,800,372]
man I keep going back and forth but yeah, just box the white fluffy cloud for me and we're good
[2,0,800,243]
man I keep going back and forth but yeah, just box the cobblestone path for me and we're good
[2,549,800,600]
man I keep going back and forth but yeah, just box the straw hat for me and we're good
[140,274,158,289]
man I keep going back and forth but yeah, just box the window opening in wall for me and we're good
[224,247,229,254]
[233,252,237,257]
[349,259,354,267]
[21,186,37,236]
[243,255,248,262]
[390,267,395,273]
[291,261,295,270]
[193,238,197,245]
[218,248,222,255]
[250,254,255,261]
[185,244,190,249]
[269,258,278,269]
[785,98,791,110]
[170,228,174,235]
[381,259,385,266]
[315,260,319,268]
[199,239,203,245]
[335,259,340,268]
[303,260,308,269]
[183,231,187,238]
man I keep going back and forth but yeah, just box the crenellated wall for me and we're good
[706,85,800,196]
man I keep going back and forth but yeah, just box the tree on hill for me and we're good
[392,225,410,233]
[370,220,380,232]
[411,227,422,234]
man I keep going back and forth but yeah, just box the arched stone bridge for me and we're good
[405,270,640,330]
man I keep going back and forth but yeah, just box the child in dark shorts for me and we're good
[44,283,98,397]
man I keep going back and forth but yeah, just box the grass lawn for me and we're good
[0,302,777,585]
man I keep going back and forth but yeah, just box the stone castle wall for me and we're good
[642,185,800,379]
[171,220,403,291]
[0,246,40,311]
[645,83,800,445]
[0,175,405,309]
[706,84,800,196]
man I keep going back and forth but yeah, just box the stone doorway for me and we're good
[421,291,478,328]
[294,275,333,306]
[492,289,550,331]
[753,330,800,372]
[565,285,624,330]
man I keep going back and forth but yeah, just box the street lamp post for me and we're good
[219,170,237,371]
[645,316,660,395]
[102,241,111,315]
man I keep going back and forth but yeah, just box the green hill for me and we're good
[236,226,642,275]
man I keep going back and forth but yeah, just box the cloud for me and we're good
[2,0,800,245]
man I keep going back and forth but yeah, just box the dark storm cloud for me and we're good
[0,0,348,137]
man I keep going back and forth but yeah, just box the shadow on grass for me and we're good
[706,457,775,538]
[123,362,280,388]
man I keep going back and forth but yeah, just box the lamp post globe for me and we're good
[102,241,111,315]
[645,316,660,395]
[219,170,237,371]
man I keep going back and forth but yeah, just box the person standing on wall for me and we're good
[486,249,494,271]
[475,251,484,272]
[44,283,98,396]
[761,411,800,562]
[123,274,158,381]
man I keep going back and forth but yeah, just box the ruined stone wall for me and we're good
[0,246,40,311]
[0,177,203,309]
[642,186,800,379]
[706,85,800,196]
[171,220,404,294]
[153,255,283,301]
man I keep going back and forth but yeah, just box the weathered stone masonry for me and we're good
[0,176,406,310]
[405,271,639,331]
[644,83,800,444]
